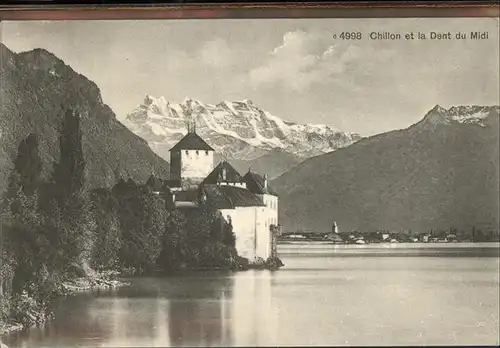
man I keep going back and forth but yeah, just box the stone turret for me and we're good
[169,127,215,184]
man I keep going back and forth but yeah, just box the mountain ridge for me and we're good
[123,95,362,163]
[419,104,499,129]
[0,44,169,191]
[272,104,499,234]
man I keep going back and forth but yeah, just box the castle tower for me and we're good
[169,123,215,185]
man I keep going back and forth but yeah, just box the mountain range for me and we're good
[0,44,169,191]
[123,95,361,178]
[2,44,498,236]
[272,105,499,233]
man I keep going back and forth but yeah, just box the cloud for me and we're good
[199,38,235,69]
[160,37,242,77]
[5,19,496,137]
[248,30,365,91]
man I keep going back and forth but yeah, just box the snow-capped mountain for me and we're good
[420,105,499,129]
[123,95,362,161]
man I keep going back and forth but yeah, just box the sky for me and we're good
[2,17,499,136]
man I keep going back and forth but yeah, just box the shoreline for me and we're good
[61,275,129,294]
[278,240,500,245]
[1,256,284,339]
[0,273,129,338]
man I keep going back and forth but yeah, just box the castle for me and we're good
[158,126,280,262]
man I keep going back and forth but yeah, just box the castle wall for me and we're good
[255,205,271,260]
[220,207,255,260]
[255,194,279,260]
[170,150,182,180]
[259,194,279,226]
[261,194,279,227]
[179,150,214,181]
[221,205,271,261]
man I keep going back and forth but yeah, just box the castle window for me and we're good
[185,150,189,154]
[205,151,209,155]
[196,150,199,155]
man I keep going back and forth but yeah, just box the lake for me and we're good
[3,242,499,347]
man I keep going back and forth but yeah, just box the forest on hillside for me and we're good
[0,107,246,333]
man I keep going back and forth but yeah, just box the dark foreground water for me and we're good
[3,243,499,347]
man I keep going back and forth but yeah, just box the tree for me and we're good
[222,219,236,248]
[53,108,85,201]
[146,174,162,191]
[44,107,95,276]
[1,186,59,310]
[4,170,22,202]
[90,188,121,271]
[14,133,43,197]
[159,209,189,271]
[2,133,42,202]
[0,135,50,298]
[114,183,166,274]
[135,190,166,272]
[183,206,214,266]
[0,117,96,329]
[181,202,237,269]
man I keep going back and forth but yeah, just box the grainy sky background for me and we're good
[2,18,499,136]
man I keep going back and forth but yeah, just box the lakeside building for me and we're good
[156,127,280,261]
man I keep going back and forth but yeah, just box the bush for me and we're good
[265,256,285,270]
[0,297,11,326]
[90,188,121,271]
[114,182,166,274]
[230,255,250,270]
[158,204,241,273]
[9,290,53,328]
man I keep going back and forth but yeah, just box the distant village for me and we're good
[279,226,498,244]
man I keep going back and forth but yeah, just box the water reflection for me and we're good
[4,271,277,347]
[101,296,171,347]
[232,270,277,346]
[3,243,499,347]
[98,274,237,347]
[167,288,229,346]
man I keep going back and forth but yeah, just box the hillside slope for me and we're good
[0,44,169,191]
[223,149,305,179]
[272,105,499,233]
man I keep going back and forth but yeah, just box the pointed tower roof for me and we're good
[169,132,215,152]
[243,171,278,196]
[203,160,244,185]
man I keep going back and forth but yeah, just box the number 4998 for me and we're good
[340,32,362,40]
